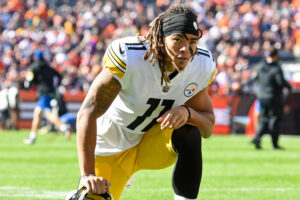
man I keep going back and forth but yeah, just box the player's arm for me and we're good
[275,67,292,91]
[157,87,215,138]
[158,53,215,138]
[76,68,121,194]
[184,87,215,138]
[53,68,62,86]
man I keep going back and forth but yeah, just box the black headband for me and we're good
[162,13,201,38]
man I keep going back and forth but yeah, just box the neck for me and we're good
[165,60,183,72]
[165,61,176,72]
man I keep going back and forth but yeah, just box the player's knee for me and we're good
[172,124,202,152]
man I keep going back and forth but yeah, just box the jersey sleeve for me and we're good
[196,48,216,87]
[103,39,127,86]
[207,66,216,86]
[206,51,216,86]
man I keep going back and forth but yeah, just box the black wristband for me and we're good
[181,105,191,121]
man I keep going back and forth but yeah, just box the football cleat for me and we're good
[65,186,113,200]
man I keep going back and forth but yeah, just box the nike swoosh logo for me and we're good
[119,43,125,54]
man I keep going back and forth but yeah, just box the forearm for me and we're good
[188,108,215,138]
[76,110,97,176]
[184,88,215,138]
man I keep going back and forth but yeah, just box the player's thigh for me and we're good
[33,106,42,118]
[95,149,137,200]
[134,123,177,171]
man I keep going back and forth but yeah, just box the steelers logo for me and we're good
[184,83,198,97]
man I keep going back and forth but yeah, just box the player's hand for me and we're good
[80,175,111,195]
[157,106,189,130]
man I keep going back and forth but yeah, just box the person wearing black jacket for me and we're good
[250,47,292,150]
[24,50,69,144]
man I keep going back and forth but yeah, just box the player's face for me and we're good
[164,33,198,71]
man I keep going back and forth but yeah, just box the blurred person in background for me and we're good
[0,83,11,129]
[23,50,69,144]
[72,5,215,200]
[41,91,76,140]
[6,69,20,130]
[0,70,20,130]
[250,46,292,150]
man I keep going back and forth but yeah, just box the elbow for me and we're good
[76,108,94,129]
[201,114,215,139]
[201,129,213,138]
[76,109,98,141]
[76,109,85,124]
[76,106,100,122]
[76,110,85,132]
[203,132,212,138]
[198,123,214,139]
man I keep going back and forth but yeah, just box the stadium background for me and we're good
[1,1,300,200]
[1,0,300,135]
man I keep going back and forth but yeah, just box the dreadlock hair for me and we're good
[139,5,198,86]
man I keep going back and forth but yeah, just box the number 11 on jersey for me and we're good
[127,98,175,132]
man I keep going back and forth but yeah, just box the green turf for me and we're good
[0,129,300,200]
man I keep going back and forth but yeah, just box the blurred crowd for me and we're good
[0,0,300,104]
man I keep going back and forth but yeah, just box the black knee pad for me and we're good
[171,124,203,199]
[171,124,202,153]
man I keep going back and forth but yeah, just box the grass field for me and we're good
[0,129,300,200]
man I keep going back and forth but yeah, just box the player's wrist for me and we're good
[180,105,191,121]
[81,173,96,179]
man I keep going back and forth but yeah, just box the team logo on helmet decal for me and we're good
[184,83,197,97]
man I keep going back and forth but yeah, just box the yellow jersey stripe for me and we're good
[103,52,125,79]
[106,50,126,73]
[108,46,126,70]
[207,77,214,86]
[209,68,216,79]
[207,68,216,86]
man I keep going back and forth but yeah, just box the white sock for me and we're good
[29,132,37,139]
[125,175,135,188]
[174,194,197,200]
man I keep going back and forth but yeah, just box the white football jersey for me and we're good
[95,36,215,156]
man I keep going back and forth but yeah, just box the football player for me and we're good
[75,5,216,200]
